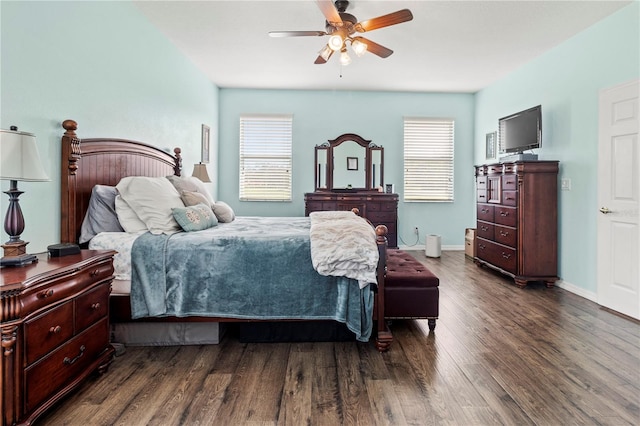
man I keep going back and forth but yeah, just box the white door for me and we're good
[597,79,639,319]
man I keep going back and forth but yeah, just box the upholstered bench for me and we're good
[385,249,439,331]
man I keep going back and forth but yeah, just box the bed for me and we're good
[59,119,393,351]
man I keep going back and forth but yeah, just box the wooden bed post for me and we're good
[374,225,393,352]
[60,120,80,244]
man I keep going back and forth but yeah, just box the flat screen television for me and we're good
[498,105,542,154]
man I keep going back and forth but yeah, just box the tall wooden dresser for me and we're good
[1,250,116,426]
[304,192,399,248]
[474,161,559,287]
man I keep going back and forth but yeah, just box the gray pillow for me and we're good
[166,175,214,205]
[212,201,235,223]
[79,185,124,243]
[181,190,212,208]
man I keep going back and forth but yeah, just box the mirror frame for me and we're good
[314,133,384,192]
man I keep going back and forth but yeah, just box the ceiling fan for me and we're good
[269,0,413,65]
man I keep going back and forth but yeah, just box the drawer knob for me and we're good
[39,289,54,298]
[90,269,100,277]
[91,302,101,310]
[481,226,488,232]
[502,253,512,259]
[500,211,509,217]
[63,345,86,365]
[499,230,509,237]
[49,325,62,334]
[478,244,486,250]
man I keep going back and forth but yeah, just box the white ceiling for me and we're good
[133,0,631,93]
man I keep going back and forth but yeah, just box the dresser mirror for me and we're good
[314,133,384,191]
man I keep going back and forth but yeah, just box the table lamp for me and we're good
[1,127,50,266]
[192,162,211,182]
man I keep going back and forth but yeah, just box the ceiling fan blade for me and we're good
[353,36,393,58]
[269,31,327,38]
[315,0,343,26]
[355,9,413,33]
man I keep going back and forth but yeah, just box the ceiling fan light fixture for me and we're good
[351,39,367,57]
[340,48,351,66]
[328,34,343,51]
[318,44,332,61]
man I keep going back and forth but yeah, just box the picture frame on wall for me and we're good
[486,131,497,160]
[201,124,210,164]
[347,157,358,171]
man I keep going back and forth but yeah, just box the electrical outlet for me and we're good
[414,227,419,235]
[561,178,572,190]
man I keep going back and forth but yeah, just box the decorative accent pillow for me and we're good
[114,195,148,233]
[172,203,218,231]
[212,201,235,223]
[181,190,212,208]
[79,185,124,243]
[116,176,183,234]
[166,175,214,206]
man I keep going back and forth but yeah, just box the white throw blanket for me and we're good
[309,211,379,289]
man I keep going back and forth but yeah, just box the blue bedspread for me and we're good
[130,216,374,341]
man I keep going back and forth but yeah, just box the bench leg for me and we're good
[428,318,436,331]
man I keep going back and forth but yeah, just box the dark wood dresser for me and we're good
[1,250,116,426]
[474,161,559,288]
[304,191,399,248]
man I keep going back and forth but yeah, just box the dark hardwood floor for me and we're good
[40,251,640,425]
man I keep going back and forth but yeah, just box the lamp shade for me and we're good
[192,163,211,183]
[0,129,50,182]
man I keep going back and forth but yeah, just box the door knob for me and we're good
[599,207,612,214]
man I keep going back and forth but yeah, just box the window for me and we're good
[239,114,293,201]
[403,117,455,202]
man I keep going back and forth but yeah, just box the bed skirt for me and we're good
[111,322,225,346]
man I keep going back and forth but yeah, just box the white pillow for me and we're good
[114,195,147,233]
[116,176,184,234]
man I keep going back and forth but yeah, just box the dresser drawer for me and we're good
[380,202,396,212]
[477,204,494,222]
[494,206,517,227]
[24,318,110,413]
[476,176,487,190]
[75,282,110,332]
[21,258,114,315]
[502,190,517,207]
[502,174,517,190]
[25,301,74,365]
[306,201,322,211]
[476,238,517,274]
[368,202,381,212]
[494,225,517,247]
[476,221,494,240]
[476,190,489,203]
[368,211,395,222]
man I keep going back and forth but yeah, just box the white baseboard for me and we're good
[395,248,599,304]
[555,279,597,302]
[398,245,464,251]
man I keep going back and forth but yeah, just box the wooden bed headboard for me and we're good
[60,119,182,244]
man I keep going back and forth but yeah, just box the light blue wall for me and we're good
[1,1,219,252]
[474,2,639,295]
[219,89,476,247]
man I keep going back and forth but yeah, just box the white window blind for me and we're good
[403,117,455,202]
[239,114,292,201]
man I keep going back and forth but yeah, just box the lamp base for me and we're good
[2,240,28,257]
[1,253,38,267]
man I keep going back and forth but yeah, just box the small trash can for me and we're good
[425,235,442,258]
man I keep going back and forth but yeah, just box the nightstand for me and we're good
[1,250,116,426]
